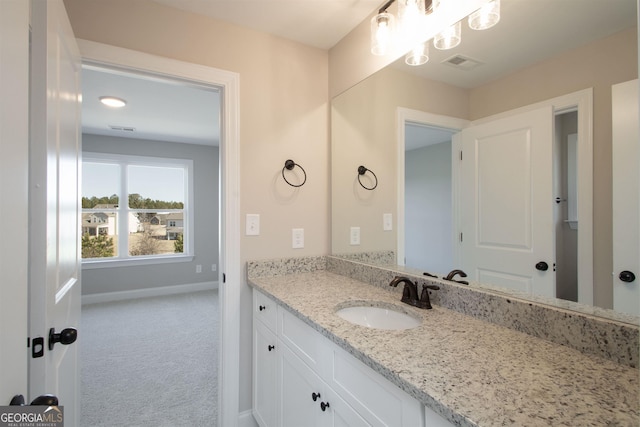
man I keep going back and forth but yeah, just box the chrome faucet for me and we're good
[444,269,469,285]
[388,276,440,309]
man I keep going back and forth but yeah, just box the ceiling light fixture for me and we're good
[99,96,127,108]
[370,0,500,66]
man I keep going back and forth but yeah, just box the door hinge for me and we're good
[460,232,463,242]
[223,273,226,283]
[460,150,463,161]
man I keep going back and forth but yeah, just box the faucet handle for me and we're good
[423,284,440,291]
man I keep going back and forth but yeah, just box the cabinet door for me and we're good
[280,344,370,427]
[320,387,371,427]
[280,343,323,427]
[253,320,278,427]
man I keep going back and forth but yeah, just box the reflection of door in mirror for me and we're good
[612,79,639,316]
[459,106,555,298]
[398,89,593,305]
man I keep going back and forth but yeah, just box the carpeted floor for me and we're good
[80,290,219,426]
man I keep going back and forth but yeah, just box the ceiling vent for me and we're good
[441,54,483,70]
[108,125,136,132]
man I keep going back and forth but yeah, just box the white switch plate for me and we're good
[292,228,304,249]
[383,213,393,231]
[246,214,260,235]
[350,227,360,245]
[196,264,202,273]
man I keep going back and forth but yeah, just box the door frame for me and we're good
[77,40,241,426]
[0,0,30,403]
[397,89,593,304]
[396,108,469,267]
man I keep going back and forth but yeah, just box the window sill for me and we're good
[82,254,194,270]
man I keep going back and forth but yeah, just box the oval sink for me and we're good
[335,303,421,330]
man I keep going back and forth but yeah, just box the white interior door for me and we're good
[459,106,555,297]
[29,0,82,423]
[612,79,639,316]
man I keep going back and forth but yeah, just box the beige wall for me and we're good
[331,66,468,254]
[470,27,638,308]
[64,0,329,414]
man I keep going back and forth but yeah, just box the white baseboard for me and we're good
[82,281,218,305]
[238,410,258,427]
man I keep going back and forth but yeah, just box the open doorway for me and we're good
[404,123,456,276]
[79,65,222,425]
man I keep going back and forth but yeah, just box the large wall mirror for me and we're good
[331,0,638,319]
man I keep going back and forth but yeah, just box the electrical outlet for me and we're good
[350,227,360,245]
[246,214,260,235]
[383,213,393,231]
[196,264,202,273]
[212,264,217,272]
[292,228,304,249]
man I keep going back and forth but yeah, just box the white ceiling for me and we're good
[81,0,637,147]
[150,0,383,50]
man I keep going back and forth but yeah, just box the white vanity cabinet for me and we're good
[252,289,436,427]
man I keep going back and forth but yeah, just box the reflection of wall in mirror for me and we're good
[331,66,468,255]
[331,27,637,308]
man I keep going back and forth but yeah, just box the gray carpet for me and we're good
[80,290,219,426]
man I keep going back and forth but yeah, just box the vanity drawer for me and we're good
[254,290,277,332]
[278,308,325,374]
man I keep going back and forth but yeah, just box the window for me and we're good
[82,153,193,265]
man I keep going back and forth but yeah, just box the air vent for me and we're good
[441,54,483,70]
[108,125,136,132]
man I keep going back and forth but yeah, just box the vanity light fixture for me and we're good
[370,2,396,56]
[433,0,461,50]
[405,41,429,65]
[99,96,127,108]
[371,0,501,63]
[468,0,500,30]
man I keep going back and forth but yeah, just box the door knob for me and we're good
[535,261,549,271]
[48,327,77,351]
[10,394,58,406]
[619,271,636,283]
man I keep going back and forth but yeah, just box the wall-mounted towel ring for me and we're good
[282,159,307,187]
[357,165,378,190]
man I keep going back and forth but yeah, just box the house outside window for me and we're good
[82,153,193,265]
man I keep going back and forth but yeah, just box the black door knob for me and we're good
[619,271,636,283]
[320,401,330,412]
[48,327,77,351]
[30,394,59,406]
[535,262,549,271]
[312,392,321,402]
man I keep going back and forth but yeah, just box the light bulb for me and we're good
[434,20,461,50]
[371,12,396,56]
[405,42,429,66]
[469,0,500,30]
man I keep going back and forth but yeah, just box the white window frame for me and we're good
[82,152,194,269]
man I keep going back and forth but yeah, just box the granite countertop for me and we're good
[248,270,640,427]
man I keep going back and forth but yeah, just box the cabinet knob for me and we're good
[259,305,266,311]
[320,401,330,412]
[311,392,321,402]
[267,345,275,351]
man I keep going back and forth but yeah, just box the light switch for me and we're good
[292,228,304,249]
[246,214,260,236]
[350,227,360,245]
[383,213,393,231]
